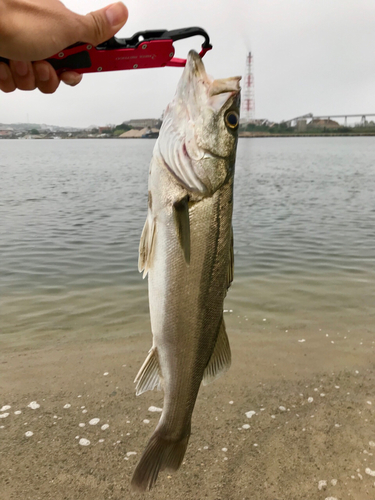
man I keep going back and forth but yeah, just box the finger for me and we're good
[0,62,16,93]
[9,61,36,91]
[78,2,128,47]
[60,71,83,87]
[33,61,60,94]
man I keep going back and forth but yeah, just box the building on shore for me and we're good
[119,127,159,138]
[296,119,307,132]
[122,118,162,130]
[0,127,14,138]
[307,118,340,129]
[240,119,276,128]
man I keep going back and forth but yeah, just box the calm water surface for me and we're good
[1,138,375,348]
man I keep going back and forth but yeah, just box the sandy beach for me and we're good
[1,319,375,500]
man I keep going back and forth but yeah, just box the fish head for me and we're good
[158,50,241,195]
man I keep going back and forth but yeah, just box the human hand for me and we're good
[0,0,128,93]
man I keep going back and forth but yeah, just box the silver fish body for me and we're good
[131,50,241,491]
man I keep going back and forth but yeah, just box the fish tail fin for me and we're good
[131,428,190,491]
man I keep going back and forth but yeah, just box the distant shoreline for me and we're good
[238,132,375,138]
[2,133,375,140]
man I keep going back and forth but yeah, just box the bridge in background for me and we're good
[284,113,375,127]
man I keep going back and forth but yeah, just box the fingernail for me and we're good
[36,63,50,82]
[14,61,28,77]
[62,73,83,87]
[105,2,127,27]
[0,64,8,81]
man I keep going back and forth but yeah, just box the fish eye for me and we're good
[225,111,239,129]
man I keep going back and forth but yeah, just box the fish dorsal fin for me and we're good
[173,195,190,265]
[134,347,162,396]
[202,317,231,386]
[227,226,234,290]
[138,216,156,278]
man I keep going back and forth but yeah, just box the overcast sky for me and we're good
[1,0,375,127]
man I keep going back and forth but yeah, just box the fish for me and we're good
[131,50,241,491]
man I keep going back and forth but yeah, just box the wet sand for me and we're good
[1,320,375,500]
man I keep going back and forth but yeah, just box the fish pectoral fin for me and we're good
[134,347,162,396]
[138,216,156,278]
[226,225,234,291]
[173,195,190,265]
[202,317,231,386]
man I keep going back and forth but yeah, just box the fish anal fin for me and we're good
[203,317,231,386]
[227,226,234,290]
[138,216,156,278]
[134,347,162,396]
[173,195,190,265]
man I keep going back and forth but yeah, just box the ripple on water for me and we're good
[1,138,375,347]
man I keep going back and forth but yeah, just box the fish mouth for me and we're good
[175,50,211,99]
[182,50,241,93]
[178,51,241,111]
[185,50,242,97]
[185,50,209,80]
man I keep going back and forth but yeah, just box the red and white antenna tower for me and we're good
[242,52,255,122]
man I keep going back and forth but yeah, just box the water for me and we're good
[1,137,375,349]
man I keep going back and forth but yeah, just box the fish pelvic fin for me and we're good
[173,195,190,265]
[134,347,162,396]
[131,427,191,491]
[138,216,156,278]
[203,317,231,386]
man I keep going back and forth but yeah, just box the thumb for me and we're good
[79,2,129,46]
